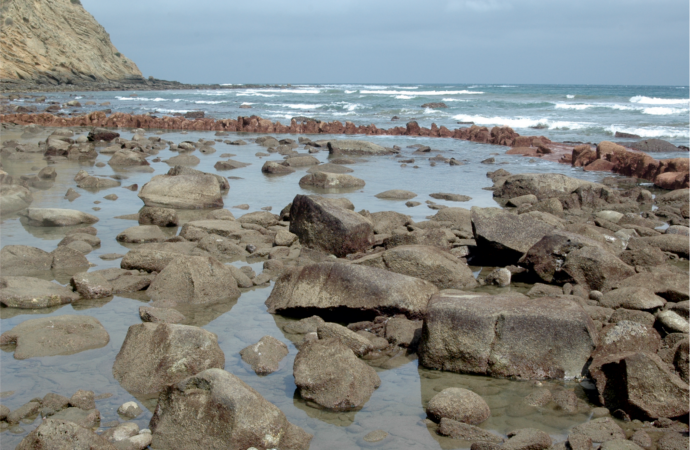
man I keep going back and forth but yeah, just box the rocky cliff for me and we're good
[0,0,142,83]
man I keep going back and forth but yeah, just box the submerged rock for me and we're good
[0,184,33,214]
[23,208,98,226]
[0,276,80,308]
[149,368,312,450]
[112,323,225,395]
[0,315,109,359]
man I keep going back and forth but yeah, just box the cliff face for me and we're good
[0,0,142,82]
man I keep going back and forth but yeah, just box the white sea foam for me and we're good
[116,96,167,102]
[606,125,690,139]
[566,95,575,99]
[642,107,688,115]
[195,100,227,104]
[395,95,414,99]
[453,114,590,130]
[442,98,469,102]
[630,96,689,105]
[266,103,323,110]
[152,108,191,113]
[361,90,484,95]
[236,93,277,97]
[344,90,357,94]
[240,102,254,106]
[554,103,592,110]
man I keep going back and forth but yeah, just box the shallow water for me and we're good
[0,126,656,449]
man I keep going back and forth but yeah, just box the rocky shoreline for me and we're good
[0,76,292,93]
[1,110,688,190]
[0,123,688,449]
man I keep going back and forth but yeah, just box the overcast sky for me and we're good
[82,0,689,86]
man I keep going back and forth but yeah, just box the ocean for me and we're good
[42,83,690,149]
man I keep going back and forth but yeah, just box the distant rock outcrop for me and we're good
[0,0,142,83]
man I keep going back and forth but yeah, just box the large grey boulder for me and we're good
[112,323,225,395]
[138,167,224,209]
[430,207,473,237]
[23,208,98,226]
[640,235,690,259]
[494,173,600,199]
[0,315,109,359]
[147,256,240,304]
[326,139,394,156]
[293,338,380,410]
[150,369,312,450]
[351,245,477,290]
[0,184,33,214]
[519,231,635,292]
[266,262,438,319]
[120,248,181,273]
[290,195,374,257]
[0,276,80,308]
[589,351,689,419]
[419,292,598,379]
[592,321,661,361]
[16,419,117,450]
[471,207,556,265]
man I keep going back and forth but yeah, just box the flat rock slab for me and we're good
[0,276,80,308]
[116,225,168,243]
[430,193,472,202]
[375,189,417,200]
[325,140,394,156]
[0,315,109,359]
[419,292,598,379]
[23,208,98,226]
[266,262,439,320]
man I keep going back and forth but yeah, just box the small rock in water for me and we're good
[481,157,495,164]
[406,201,421,207]
[103,194,118,201]
[117,401,143,418]
[233,204,250,210]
